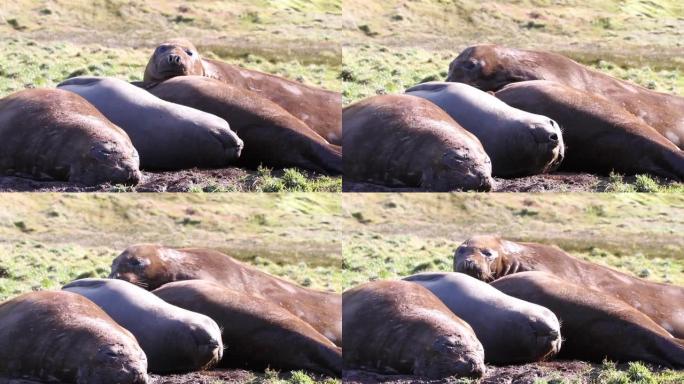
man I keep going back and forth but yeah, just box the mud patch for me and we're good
[0,167,340,192]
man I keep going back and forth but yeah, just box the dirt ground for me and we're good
[343,172,678,192]
[0,167,337,192]
[344,361,609,384]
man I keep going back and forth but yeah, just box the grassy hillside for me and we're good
[0,193,343,300]
[342,0,684,103]
[341,193,684,383]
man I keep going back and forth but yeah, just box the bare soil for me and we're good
[344,172,677,192]
[344,361,599,384]
[0,167,336,192]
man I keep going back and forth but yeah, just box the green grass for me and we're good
[0,194,343,301]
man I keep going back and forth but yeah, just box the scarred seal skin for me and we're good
[454,235,684,339]
[343,94,493,191]
[406,81,564,177]
[404,272,562,364]
[63,278,223,374]
[58,76,243,171]
[153,279,342,377]
[108,244,342,346]
[143,38,342,145]
[0,290,148,384]
[495,80,684,180]
[143,76,341,175]
[0,88,141,185]
[492,271,684,368]
[446,44,684,148]
[343,280,486,379]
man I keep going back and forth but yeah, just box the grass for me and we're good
[341,193,684,382]
[0,193,343,301]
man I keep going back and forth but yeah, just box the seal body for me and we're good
[153,279,342,376]
[403,272,562,364]
[0,291,148,384]
[492,271,684,368]
[454,235,684,339]
[58,76,243,171]
[495,81,684,180]
[343,94,493,191]
[0,88,141,185]
[343,280,485,379]
[63,278,223,373]
[447,44,684,148]
[406,81,564,177]
[144,76,341,174]
[143,39,342,145]
[109,244,342,346]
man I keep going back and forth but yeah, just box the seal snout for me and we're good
[167,54,183,66]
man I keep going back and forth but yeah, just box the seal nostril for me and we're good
[549,133,558,142]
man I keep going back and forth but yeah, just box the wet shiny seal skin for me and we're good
[454,235,684,339]
[446,44,684,148]
[0,88,141,185]
[153,279,342,376]
[404,272,562,365]
[405,81,565,177]
[496,81,684,180]
[0,290,148,384]
[143,76,341,175]
[58,76,243,171]
[109,244,342,346]
[143,39,342,145]
[343,280,486,379]
[63,278,223,374]
[343,94,493,191]
[492,271,684,368]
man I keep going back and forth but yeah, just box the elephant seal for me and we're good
[343,94,493,191]
[58,76,243,171]
[143,76,341,174]
[492,271,684,368]
[109,244,342,346]
[496,81,684,180]
[143,38,342,145]
[454,235,684,339]
[153,279,342,376]
[403,272,562,364]
[405,81,564,177]
[0,88,141,185]
[0,291,148,384]
[343,280,485,379]
[446,44,684,148]
[63,278,223,374]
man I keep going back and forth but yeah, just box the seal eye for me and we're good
[482,250,492,257]
[463,60,477,71]
[185,49,193,56]
[129,258,143,267]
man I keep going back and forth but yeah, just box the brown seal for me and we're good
[0,88,141,185]
[454,235,684,339]
[492,271,684,368]
[343,280,486,379]
[109,243,342,346]
[143,38,342,145]
[153,279,342,376]
[446,44,684,148]
[343,94,493,191]
[495,81,684,180]
[403,272,562,365]
[0,290,148,383]
[63,278,223,374]
[143,76,341,175]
